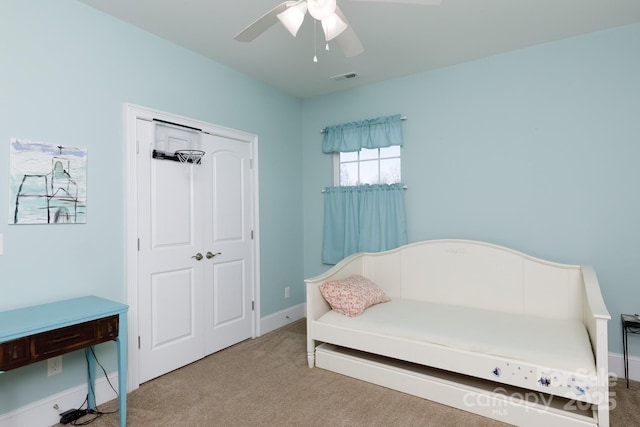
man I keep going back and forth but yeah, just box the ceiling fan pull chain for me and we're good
[313,20,319,62]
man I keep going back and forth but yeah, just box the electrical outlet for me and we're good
[284,286,290,299]
[48,356,62,376]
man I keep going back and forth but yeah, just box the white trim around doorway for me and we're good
[123,103,261,392]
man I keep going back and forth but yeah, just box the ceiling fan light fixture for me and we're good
[307,0,337,20]
[277,1,308,37]
[321,13,347,41]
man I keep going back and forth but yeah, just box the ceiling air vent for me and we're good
[330,72,359,81]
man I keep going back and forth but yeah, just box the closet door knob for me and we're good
[192,253,203,261]
[206,251,222,259]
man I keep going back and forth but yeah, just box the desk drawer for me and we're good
[0,315,119,371]
[33,321,98,358]
[0,337,31,371]
[96,315,119,340]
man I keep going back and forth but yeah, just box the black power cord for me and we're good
[60,348,120,426]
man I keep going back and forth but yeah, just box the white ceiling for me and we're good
[77,0,640,99]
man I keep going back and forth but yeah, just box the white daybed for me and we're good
[305,239,611,427]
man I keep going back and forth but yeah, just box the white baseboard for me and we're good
[0,373,119,427]
[260,303,305,336]
[609,352,640,385]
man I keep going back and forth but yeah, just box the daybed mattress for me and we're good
[317,299,596,376]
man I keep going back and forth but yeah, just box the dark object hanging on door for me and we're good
[152,119,205,164]
[152,149,204,164]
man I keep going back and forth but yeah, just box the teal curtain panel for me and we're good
[322,184,408,264]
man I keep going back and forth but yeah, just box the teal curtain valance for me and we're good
[322,114,404,153]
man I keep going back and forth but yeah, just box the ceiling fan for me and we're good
[234,0,442,59]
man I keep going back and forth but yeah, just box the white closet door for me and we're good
[136,119,255,383]
[137,120,206,383]
[202,134,254,355]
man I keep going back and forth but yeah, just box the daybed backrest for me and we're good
[360,240,585,320]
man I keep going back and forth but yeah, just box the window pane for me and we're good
[380,158,401,184]
[359,148,378,161]
[380,146,401,158]
[340,162,358,186]
[359,160,379,185]
[337,147,401,186]
[340,151,358,162]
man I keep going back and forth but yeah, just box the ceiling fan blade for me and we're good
[350,0,442,4]
[234,1,298,42]
[334,6,364,57]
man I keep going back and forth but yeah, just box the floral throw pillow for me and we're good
[319,275,391,317]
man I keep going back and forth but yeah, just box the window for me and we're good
[335,146,401,186]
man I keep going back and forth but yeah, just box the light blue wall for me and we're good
[2,0,639,417]
[0,0,303,413]
[303,23,640,358]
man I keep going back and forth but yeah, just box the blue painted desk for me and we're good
[0,296,128,427]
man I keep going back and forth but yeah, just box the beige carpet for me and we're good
[57,320,639,426]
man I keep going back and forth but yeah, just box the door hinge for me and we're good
[137,238,140,251]
[250,159,253,169]
[136,139,139,154]
[251,230,254,240]
[138,336,141,349]
[251,301,255,311]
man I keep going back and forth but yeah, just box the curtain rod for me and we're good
[320,116,407,134]
[322,185,408,193]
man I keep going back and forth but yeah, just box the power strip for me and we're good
[60,408,87,424]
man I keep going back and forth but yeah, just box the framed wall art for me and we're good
[9,138,87,224]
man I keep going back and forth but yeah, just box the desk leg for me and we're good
[623,319,629,388]
[117,312,128,427]
[86,346,97,409]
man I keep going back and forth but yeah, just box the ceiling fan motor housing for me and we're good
[307,0,337,20]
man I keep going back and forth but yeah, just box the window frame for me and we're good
[333,146,402,186]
